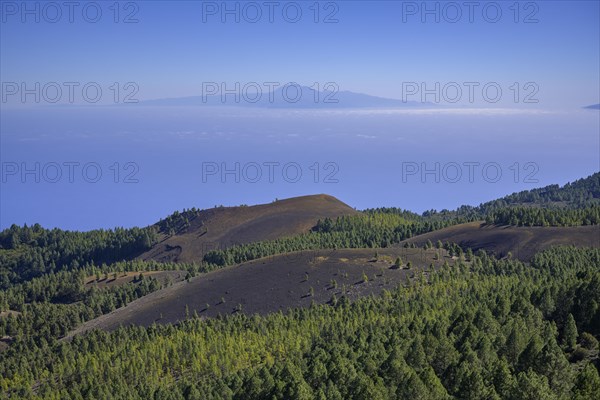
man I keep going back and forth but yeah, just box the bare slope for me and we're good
[139,194,357,263]
[66,247,452,337]
[401,221,599,261]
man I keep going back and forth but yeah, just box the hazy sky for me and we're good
[1,1,599,108]
[1,1,599,230]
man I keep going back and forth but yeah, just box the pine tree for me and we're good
[572,363,600,400]
[563,314,578,351]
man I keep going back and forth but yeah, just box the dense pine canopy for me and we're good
[1,247,599,399]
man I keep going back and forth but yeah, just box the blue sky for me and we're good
[1,1,599,230]
[1,1,599,107]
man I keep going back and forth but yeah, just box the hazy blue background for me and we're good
[1,1,599,230]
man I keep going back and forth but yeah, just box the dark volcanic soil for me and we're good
[401,222,599,261]
[66,247,452,337]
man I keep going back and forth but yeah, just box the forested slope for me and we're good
[1,247,599,399]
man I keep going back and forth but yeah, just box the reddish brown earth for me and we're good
[401,221,600,261]
[139,194,357,263]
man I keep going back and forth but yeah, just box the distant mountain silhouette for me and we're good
[140,86,433,109]
[583,104,600,109]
